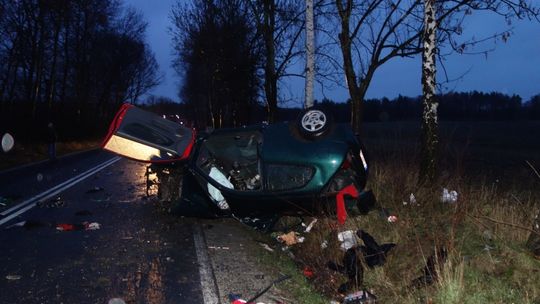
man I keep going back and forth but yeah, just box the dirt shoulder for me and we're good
[201,218,328,304]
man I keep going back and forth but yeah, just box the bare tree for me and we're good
[330,0,539,135]
[0,0,160,138]
[248,0,304,122]
[171,0,260,128]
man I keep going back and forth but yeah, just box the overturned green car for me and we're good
[102,104,375,224]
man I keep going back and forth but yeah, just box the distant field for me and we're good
[362,120,540,186]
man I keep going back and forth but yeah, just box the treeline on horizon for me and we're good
[0,1,160,142]
[143,91,540,127]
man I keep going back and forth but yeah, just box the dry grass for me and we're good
[289,157,540,303]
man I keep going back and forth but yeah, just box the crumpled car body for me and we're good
[102,104,375,221]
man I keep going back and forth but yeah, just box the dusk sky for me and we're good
[125,0,540,104]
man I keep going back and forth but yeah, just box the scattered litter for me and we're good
[208,246,230,250]
[342,290,377,304]
[357,230,395,268]
[387,215,398,223]
[441,188,458,203]
[118,199,135,203]
[75,210,93,216]
[277,231,302,246]
[244,274,290,303]
[5,274,21,281]
[86,186,104,194]
[259,243,274,252]
[327,247,363,293]
[56,222,101,231]
[409,193,417,205]
[91,196,111,202]
[330,230,396,293]
[0,196,15,206]
[303,218,318,233]
[1,133,14,152]
[411,246,448,288]
[338,230,357,251]
[303,266,314,278]
[108,298,126,304]
[37,196,65,208]
[321,240,329,249]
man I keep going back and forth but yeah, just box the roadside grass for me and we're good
[284,155,540,303]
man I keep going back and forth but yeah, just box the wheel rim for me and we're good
[301,110,326,133]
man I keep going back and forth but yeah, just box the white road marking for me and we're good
[0,157,121,226]
[193,223,221,304]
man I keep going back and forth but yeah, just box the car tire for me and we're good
[297,107,333,139]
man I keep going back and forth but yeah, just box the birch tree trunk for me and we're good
[304,0,314,109]
[420,0,439,182]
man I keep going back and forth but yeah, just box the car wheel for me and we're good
[298,108,333,139]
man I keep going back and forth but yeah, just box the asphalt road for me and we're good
[0,151,210,304]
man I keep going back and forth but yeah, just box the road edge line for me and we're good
[193,222,221,304]
[1,156,119,216]
[0,157,120,226]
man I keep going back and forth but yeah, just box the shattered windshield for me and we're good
[196,130,262,192]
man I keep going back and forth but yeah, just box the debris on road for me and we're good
[86,186,104,194]
[5,274,21,281]
[208,246,230,250]
[91,195,111,202]
[0,196,13,206]
[56,222,101,231]
[37,196,65,208]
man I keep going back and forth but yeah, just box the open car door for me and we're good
[102,104,195,163]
